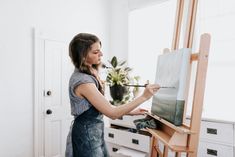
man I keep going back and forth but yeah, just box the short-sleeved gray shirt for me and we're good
[69,69,99,117]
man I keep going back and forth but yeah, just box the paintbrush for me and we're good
[124,84,175,88]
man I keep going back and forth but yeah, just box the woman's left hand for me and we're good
[129,108,148,115]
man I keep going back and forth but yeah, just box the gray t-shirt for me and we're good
[69,69,99,116]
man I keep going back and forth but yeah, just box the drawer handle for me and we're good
[112,147,118,152]
[132,139,139,145]
[108,133,114,138]
[207,148,217,156]
[207,128,217,135]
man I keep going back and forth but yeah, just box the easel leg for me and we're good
[151,136,158,157]
[175,152,181,157]
[163,146,168,157]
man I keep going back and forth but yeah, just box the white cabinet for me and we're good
[197,118,235,157]
[104,115,151,157]
[105,116,235,157]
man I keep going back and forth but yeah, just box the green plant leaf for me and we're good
[119,61,126,66]
[111,56,117,68]
[124,67,132,72]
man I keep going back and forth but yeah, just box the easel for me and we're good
[147,0,211,157]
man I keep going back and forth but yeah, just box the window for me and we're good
[194,0,235,119]
[128,0,235,119]
[128,0,177,108]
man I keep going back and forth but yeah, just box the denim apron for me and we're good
[72,106,109,157]
[66,106,109,157]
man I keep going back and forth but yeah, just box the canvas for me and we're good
[151,48,191,126]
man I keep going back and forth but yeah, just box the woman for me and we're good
[65,33,160,157]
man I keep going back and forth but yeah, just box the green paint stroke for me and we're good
[151,97,184,126]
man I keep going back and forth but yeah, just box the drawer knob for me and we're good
[207,148,217,156]
[207,128,217,135]
[112,147,118,152]
[132,139,139,145]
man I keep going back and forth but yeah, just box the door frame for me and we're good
[33,28,71,157]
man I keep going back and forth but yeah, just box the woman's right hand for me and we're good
[141,84,160,100]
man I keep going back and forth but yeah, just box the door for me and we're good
[34,29,73,157]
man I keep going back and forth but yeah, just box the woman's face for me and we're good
[85,42,103,66]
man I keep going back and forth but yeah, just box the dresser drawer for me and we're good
[198,141,233,157]
[106,142,148,157]
[106,142,129,157]
[104,127,150,153]
[109,115,145,128]
[200,121,234,145]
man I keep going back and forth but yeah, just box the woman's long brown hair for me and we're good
[69,33,104,94]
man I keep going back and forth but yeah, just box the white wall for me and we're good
[128,0,168,10]
[108,0,129,61]
[0,0,111,156]
[108,0,164,61]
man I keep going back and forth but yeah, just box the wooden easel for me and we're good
[147,0,211,156]
[147,33,210,157]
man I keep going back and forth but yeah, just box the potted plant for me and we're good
[106,56,132,105]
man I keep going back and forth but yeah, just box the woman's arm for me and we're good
[75,83,159,119]
[127,108,148,116]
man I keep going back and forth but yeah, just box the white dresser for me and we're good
[196,118,235,157]
[105,116,235,157]
[104,115,151,157]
